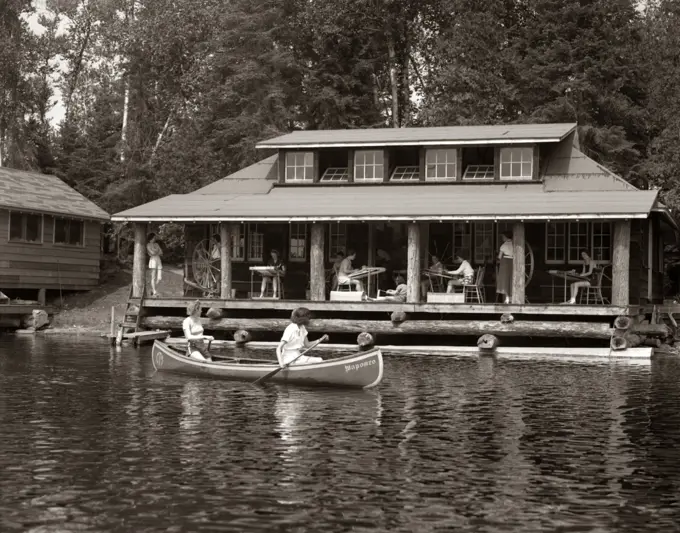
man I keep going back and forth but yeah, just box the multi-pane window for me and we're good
[9,212,42,243]
[500,147,533,180]
[474,222,495,264]
[289,223,307,262]
[285,152,314,182]
[329,223,347,260]
[231,224,245,261]
[320,167,349,182]
[425,149,457,181]
[452,222,472,260]
[463,165,495,180]
[568,222,589,262]
[391,166,420,181]
[54,217,84,246]
[248,224,264,261]
[545,222,567,263]
[591,222,612,262]
[354,150,384,182]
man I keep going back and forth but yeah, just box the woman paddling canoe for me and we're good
[277,307,325,367]
[183,300,214,362]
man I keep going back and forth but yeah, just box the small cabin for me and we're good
[0,167,110,302]
[113,122,677,309]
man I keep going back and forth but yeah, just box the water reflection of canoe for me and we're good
[151,340,384,389]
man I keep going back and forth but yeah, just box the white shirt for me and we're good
[278,323,310,365]
[452,260,474,278]
[500,241,514,258]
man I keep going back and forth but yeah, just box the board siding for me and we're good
[0,210,101,290]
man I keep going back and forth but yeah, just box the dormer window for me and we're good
[425,149,457,181]
[320,167,349,182]
[391,166,420,181]
[285,152,314,182]
[354,150,384,182]
[500,147,533,180]
[463,165,495,180]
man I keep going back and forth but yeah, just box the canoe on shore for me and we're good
[151,340,384,389]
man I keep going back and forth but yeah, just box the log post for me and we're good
[477,334,499,350]
[612,220,631,306]
[310,223,326,301]
[220,223,232,299]
[132,222,147,298]
[407,222,421,303]
[357,331,375,349]
[512,222,525,304]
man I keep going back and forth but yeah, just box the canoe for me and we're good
[151,340,383,389]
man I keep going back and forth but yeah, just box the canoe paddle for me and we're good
[253,334,328,386]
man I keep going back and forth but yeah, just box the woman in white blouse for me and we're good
[496,233,513,304]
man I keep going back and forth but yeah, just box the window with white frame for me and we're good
[425,149,457,181]
[545,222,567,263]
[391,166,420,181]
[231,224,245,261]
[568,222,589,262]
[500,147,533,180]
[320,167,349,182]
[328,223,347,260]
[463,165,495,180]
[474,222,494,264]
[289,223,307,261]
[452,222,472,260]
[54,217,84,246]
[9,212,42,243]
[591,222,612,262]
[248,224,264,261]
[354,150,384,182]
[285,152,314,182]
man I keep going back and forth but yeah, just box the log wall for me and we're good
[0,209,102,290]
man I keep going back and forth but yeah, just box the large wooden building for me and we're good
[111,123,677,347]
[0,167,110,300]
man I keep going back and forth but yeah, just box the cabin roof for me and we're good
[193,155,278,194]
[0,167,110,221]
[257,123,577,149]
[112,184,658,222]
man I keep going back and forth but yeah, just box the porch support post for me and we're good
[612,220,631,306]
[132,222,147,298]
[220,223,232,298]
[407,222,421,303]
[512,222,525,304]
[310,223,326,301]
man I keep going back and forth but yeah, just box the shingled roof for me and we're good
[0,167,109,221]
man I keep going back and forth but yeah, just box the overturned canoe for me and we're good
[151,340,384,389]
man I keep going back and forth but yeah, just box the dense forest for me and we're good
[1,0,680,217]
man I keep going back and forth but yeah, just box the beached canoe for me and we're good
[151,340,383,389]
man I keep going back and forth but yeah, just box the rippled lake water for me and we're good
[1,336,680,532]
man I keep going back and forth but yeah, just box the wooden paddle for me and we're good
[253,334,328,385]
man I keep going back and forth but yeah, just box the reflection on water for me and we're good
[1,337,680,532]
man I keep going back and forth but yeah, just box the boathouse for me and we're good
[0,167,110,302]
[111,123,677,347]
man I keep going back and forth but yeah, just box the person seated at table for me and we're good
[565,250,595,304]
[446,255,475,293]
[373,274,408,302]
[330,251,345,290]
[337,249,363,292]
[259,249,286,299]
[421,254,445,295]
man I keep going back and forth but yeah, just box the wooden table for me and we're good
[548,269,590,303]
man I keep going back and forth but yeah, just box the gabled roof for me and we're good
[257,123,577,149]
[112,184,658,222]
[193,155,277,195]
[543,147,637,191]
[0,167,109,221]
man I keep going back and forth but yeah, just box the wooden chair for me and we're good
[578,265,609,305]
[463,266,486,303]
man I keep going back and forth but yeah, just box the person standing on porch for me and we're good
[496,233,513,304]
[147,232,163,297]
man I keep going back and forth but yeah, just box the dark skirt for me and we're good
[497,257,513,296]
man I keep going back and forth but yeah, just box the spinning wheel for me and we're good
[525,242,535,285]
[191,238,221,294]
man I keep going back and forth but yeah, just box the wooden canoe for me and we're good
[151,340,383,389]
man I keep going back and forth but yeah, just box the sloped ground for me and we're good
[49,260,185,333]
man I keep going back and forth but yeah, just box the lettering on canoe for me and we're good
[345,359,376,373]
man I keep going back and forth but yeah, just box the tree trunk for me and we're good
[143,316,613,339]
[132,222,147,298]
[387,33,399,128]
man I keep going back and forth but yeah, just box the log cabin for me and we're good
[0,167,110,303]
[111,123,678,347]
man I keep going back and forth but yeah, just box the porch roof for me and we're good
[111,183,659,222]
[257,123,577,149]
